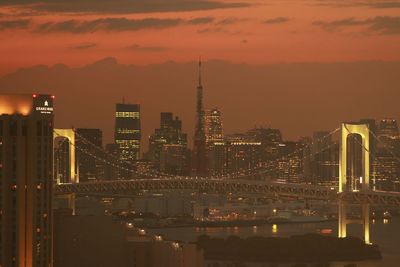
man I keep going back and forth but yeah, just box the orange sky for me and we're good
[1,0,400,75]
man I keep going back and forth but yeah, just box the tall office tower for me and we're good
[373,118,400,190]
[0,94,54,267]
[114,103,141,178]
[75,128,104,182]
[204,108,225,176]
[204,108,224,145]
[225,134,262,174]
[148,112,188,175]
[193,59,207,176]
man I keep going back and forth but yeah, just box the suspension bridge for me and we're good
[53,123,400,244]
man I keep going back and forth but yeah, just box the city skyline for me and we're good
[2,1,400,267]
[1,59,400,149]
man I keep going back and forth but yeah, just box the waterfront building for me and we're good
[0,94,54,267]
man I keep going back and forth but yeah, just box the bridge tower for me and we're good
[54,128,79,184]
[339,123,370,244]
[54,129,78,215]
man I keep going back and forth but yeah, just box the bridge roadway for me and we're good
[55,178,400,206]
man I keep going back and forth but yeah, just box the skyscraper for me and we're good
[204,108,224,145]
[193,59,207,176]
[148,112,189,175]
[114,103,141,165]
[0,94,54,267]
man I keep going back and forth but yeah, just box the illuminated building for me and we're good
[115,103,141,178]
[75,128,104,182]
[276,141,303,183]
[0,94,54,267]
[193,59,208,176]
[204,108,224,145]
[225,134,262,174]
[147,112,189,175]
[207,141,226,175]
[247,128,282,161]
[204,108,225,175]
[372,118,400,191]
[160,144,188,175]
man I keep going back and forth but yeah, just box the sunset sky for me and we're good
[1,0,400,147]
[1,0,400,75]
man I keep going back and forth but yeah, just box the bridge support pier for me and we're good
[56,193,76,215]
[338,199,371,244]
[339,123,371,244]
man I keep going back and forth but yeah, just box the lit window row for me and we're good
[117,128,140,134]
[116,112,140,118]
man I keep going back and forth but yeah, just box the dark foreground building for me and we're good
[0,94,54,267]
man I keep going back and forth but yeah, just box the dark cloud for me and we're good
[34,16,218,33]
[368,1,400,8]
[315,0,400,9]
[72,42,97,50]
[197,27,225,33]
[216,17,247,25]
[312,18,368,32]
[0,19,30,30]
[36,18,183,33]
[263,17,290,24]
[368,16,400,34]
[128,44,168,52]
[188,17,214,25]
[313,16,400,35]
[0,0,250,14]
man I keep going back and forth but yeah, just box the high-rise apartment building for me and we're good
[114,103,141,179]
[0,94,54,267]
